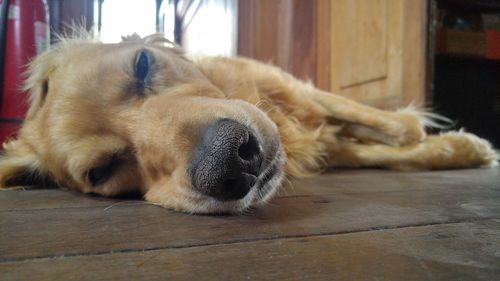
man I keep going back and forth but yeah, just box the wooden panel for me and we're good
[288,0,317,81]
[238,0,279,62]
[336,0,402,108]
[317,0,428,109]
[2,220,499,281]
[239,0,428,108]
[402,0,428,106]
[330,0,388,89]
[238,0,317,82]
[1,169,499,261]
[316,0,331,91]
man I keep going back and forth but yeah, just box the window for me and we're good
[180,0,238,56]
[96,0,237,56]
[97,0,156,43]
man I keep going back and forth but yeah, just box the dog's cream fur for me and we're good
[0,33,498,213]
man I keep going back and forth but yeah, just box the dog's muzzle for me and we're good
[189,118,264,201]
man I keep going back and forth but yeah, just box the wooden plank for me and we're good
[238,0,317,82]
[2,169,497,212]
[0,189,120,211]
[288,0,317,82]
[1,168,499,261]
[1,220,499,281]
[283,168,500,196]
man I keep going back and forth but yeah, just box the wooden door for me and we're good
[239,0,428,109]
[317,0,427,108]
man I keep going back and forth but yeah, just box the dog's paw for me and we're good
[386,131,497,171]
[380,112,427,146]
[416,131,499,169]
[341,112,426,146]
[440,131,498,168]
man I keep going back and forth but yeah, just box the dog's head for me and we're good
[0,34,285,214]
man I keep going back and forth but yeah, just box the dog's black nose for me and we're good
[189,119,264,201]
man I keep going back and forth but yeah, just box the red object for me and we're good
[485,29,500,60]
[0,0,49,145]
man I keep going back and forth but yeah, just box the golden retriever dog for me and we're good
[0,33,498,214]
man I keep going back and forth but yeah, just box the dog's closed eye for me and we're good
[134,49,153,92]
[87,154,125,186]
[42,80,49,101]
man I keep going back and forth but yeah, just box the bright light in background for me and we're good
[98,0,156,43]
[158,0,175,43]
[182,0,237,56]
[95,0,238,56]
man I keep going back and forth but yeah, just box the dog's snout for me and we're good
[190,119,264,201]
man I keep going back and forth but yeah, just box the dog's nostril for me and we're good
[222,179,238,191]
[238,132,262,161]
[217,173,256,201]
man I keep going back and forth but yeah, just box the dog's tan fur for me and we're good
[0,34,498,213]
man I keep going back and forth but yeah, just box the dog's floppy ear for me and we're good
[0,138,49,188]
[23,47,58,120]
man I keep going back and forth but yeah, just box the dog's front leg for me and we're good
[309,91,426,146]
[327,132,498,170]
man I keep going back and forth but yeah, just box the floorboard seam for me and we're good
[0,201,162,213]
[0,194,330,213]
[1,216,497,264]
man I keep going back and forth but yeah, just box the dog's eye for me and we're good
[134,50,152,86]
[87,156,124,186]
[42,80,49,100]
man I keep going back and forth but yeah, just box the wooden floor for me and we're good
[1,168,499,280]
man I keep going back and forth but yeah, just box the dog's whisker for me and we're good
[254,100,265,108]
[264,105,278,115]
[254,99,272,110]
[103,200,161,211]
[283,178,296,196]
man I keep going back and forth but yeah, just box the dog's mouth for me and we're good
[252,141,286,203]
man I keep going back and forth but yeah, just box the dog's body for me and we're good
[0,34,498,213]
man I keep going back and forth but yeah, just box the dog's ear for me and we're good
[0,138,49,188]
[23,48,57,120]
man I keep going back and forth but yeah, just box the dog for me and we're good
[0,33,498,214]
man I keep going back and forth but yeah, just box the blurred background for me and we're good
[1,0,499,147]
